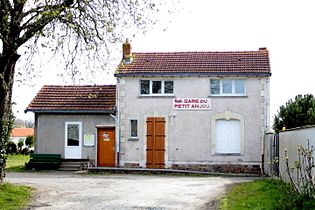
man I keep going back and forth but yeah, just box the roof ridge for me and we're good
[43,84,116,87]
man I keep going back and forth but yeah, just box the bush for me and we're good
[6,142,17,154]
[281,140,315,209]
[25,135,34,148]
[21,148,33,155]
[17,139,24,153]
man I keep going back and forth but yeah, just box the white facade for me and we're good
[116,76,270,172]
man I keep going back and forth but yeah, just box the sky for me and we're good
[12,0,315,125]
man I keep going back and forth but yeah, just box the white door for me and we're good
[215,119,240,154]
[65,122,82,159]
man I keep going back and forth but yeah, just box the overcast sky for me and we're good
[13,0,315,125]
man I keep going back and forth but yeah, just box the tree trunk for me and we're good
[0,52,19,183]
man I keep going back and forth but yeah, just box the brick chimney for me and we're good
[259,47,268,56]
[122,38,131,60]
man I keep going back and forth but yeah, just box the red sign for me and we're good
[173,98,211,110]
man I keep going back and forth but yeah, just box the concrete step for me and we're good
[59,161,82,171]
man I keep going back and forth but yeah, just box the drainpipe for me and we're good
[111,79,120,167]
[110,113,119,167]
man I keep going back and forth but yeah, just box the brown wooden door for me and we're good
[146,117,165,168]
[97,127,115,167]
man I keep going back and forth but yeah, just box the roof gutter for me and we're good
[24,109,116,114]
[114,71,272,77]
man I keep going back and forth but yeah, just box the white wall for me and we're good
[117,76,270,168]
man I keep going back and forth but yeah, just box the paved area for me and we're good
[6,172,258,210]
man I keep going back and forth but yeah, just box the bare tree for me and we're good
[0,0,168,183]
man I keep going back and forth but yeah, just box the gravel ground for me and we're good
[6,171,258,210]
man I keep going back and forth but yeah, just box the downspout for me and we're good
[34,113,38,154]
[111,77,121,167]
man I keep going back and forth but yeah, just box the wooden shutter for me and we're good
[215,119,240,153]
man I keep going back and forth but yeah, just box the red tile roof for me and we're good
[115,48,271,76]
[26,85,116,113]
[11,128,34,137]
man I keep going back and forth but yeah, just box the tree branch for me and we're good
[18,3,68,47]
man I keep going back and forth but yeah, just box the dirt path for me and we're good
[6,172,257,210]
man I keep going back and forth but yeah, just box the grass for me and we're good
[0,183,31,210]
[219,179,298,210]
[5,154,30,172]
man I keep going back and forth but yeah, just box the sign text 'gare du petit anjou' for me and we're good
[173,98,211,111]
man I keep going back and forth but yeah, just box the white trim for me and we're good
[65,121,82,159]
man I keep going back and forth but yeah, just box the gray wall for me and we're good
[117,76,270,168]
[35,114,115,160]
[278,126,315,182]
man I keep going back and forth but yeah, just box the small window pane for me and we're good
[164,81,174,94]
[152,81,162,94]
[222,80,232,94]
[140,80,150,94]
[67,124,79,146]
[130,120,138,138]
[235,80,245,94]
[210,79,220,94]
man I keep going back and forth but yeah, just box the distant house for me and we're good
[26,40,271,174]
[10,128,34,147]
[25,85,116,166]
[114,40,271,173]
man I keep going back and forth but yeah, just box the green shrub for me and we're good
[25,135,34,148]
[281,140,315,209]
[17,139,24,153]
[6,142,17,154]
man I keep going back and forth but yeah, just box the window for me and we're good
[222,80,232,94]
[235,80,245,94]
[140,80,150,94]
[164,81,174,94]
[140,80,174,96]
[210,79,246,96]
[215,119,240,154]
[130,120,138,138]
[152,81,162,94]
[210,79,220,94]
[66,123,81,146]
